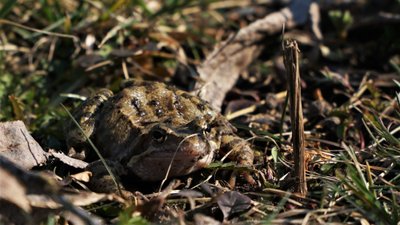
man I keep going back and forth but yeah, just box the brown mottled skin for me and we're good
[66,80,254,191]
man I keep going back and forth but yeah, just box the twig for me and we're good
[283,39,307,196]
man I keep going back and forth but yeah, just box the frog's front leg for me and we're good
[86,159,131,196]
[220,134,255,185]
[66,89,113,159]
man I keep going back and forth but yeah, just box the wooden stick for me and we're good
[283,40,307,196]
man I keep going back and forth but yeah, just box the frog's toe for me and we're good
[243,172,256,185]
[86,160,127,194]
[67,146,87,160]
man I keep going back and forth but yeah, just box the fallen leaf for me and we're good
[0,155,105,225]
[0,155,56,225]
[135,180,179,221]
[28,191,112,209]
[0,164,31,213]
[0,121,48,169]
[48,149,88,169]
[216,191,252,220]
[70,171,92,182]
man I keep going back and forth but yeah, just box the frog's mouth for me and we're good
[126,131,217,181]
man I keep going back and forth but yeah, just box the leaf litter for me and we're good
[0,1,399,224]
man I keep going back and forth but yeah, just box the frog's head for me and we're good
[126,119,219,181]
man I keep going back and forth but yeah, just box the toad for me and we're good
[66,80,254,191]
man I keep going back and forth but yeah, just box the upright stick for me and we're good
[283,40,307,196]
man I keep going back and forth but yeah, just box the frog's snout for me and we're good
[127,133,216,181]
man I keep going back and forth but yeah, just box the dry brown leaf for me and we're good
[70,171,92,182]
[0,156,105,224]
[0,155,56,225]
[0,166,31,213]
[195,0,313,110]
[0,121,48,169]
[28,191,112,209]
[48,149,88,169]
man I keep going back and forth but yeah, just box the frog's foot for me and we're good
[229,171,256,188]
[86,159,131,197]
[220,134,256,186]
[67,146,87,160]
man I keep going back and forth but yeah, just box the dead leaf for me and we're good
[175,190,204,198]
[135,180,180,221]
[70,171,92,182]
[48,149,88,169]
[0,155,105,225]
[136,197,165,221]
[27,195,61,209]
[225,99,258,117]
[75,54,105,68]
[0,155,56,225]
[28,191,112,209]
[65,191,117,206]
[216,191,252,220]
[0,121,48,169]
[0,164,31,213]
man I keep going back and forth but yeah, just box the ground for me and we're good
[0,1,399,224]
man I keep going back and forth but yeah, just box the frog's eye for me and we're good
[152,129,167,143]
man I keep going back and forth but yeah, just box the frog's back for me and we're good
[105,80,218,128]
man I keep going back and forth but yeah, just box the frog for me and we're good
[66,80,254,192]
